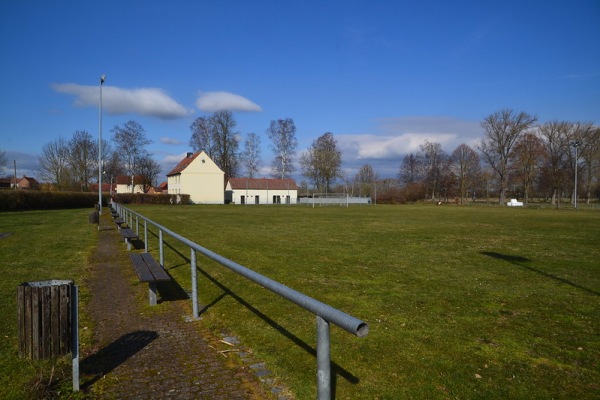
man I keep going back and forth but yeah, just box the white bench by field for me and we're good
[507,198,524,207]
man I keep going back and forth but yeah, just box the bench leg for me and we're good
[148,282,157,306]
[125,238,131,251]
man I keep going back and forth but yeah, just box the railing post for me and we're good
[135,215,139,235]
[159,229,164,267]
[144,220,148,253]
[317,315,331,400]
[191,249,199,319]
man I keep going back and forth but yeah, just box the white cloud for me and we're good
[195,91,262,112]
[52,83,192,119]
[160,137,183,145]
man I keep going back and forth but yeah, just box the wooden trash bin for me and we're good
[17,280,74,360]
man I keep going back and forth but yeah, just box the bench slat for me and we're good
[129,254,155,282]
[140,253,171,281]
[120,228,138,239]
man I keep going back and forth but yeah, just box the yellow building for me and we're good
[166,151,225,204]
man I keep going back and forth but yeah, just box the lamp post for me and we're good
[98,74,106,218]
[571,140,580,209]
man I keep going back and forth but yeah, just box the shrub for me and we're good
[0,190,102,211]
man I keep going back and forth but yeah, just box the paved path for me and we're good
[81,214,276,399]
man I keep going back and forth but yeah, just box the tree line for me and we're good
[35,121,160,192]
[20,108,600,206]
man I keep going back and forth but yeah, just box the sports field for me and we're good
[0,204,598,399]
[131,204,600,399]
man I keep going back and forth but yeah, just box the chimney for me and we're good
[187,152,193,158]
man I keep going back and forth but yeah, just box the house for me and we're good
[147,182,167,195]
[89,182,117,194]
[17,176,40,190]
[167,151,225,204]
[226,178,298,205]
[115,175,145,194]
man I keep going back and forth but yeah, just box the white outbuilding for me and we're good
[226,178,298,205]
[167,151,225,204]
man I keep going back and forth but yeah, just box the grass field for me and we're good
[1,205,598,399]
[126,203,600,399]
[0,209,96,399]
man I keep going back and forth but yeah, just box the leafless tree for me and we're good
[570,122,598,204]
[355,164,378,197]
[449,143,481,204]
[420,140,447,201]
[478,109,537,204]
[0,149,7,175]
[189,117,215,158]
[538,121,572,208]
[509,133,545,204]
[241,132,261,178]
[209,111,239,181]
[112,120,152,193]
[38,137,71,190]
[68,130,97,191]
[267,118,297,179]
[299,132,342,192]
[399,153,425,186]
[137,155,162,192]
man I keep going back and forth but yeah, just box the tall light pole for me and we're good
[571,140,580,209]
[98,74,106,217]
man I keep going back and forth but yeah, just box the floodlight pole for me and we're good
[571,140,580,209]
[98,74,106,218]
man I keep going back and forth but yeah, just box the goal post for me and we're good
[311,193,348,208]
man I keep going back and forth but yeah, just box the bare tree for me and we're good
[420,140,447,201]
[209,111,239,180]
[538,121,571,208]
[399,153,425,186]
[509,132,545,203]
[38,137,71,190]
[137,155,162,192]
[449,143,481,204]
[478,109,537,204]
[68,130,97,191]
[189,117,215,158]
[267,118,297,179]
[112,120,152,193]
[570,122,598,204]
[355,164,378,197]
[241,132,261,178]
[0,149,7,175]
[299,132,342,192]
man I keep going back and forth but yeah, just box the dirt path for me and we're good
[81,214,276,399]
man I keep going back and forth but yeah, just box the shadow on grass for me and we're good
[197,267,360,391]
[157,269,190,302]
[81,330,158,389]
[481,251,599,296]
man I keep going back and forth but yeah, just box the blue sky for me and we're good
[1,0,599,182]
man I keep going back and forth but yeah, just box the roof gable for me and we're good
[167,151,223,176]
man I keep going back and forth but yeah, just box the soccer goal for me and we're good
[311,193,348,208]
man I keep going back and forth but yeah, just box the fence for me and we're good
[111,202,369,399]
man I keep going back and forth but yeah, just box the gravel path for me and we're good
[81,215,276,399]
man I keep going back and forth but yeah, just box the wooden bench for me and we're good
[129,253,171,306]
[114,217,125,229]
[120,228,139,250]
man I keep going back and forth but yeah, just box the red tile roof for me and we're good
[167,152,200,176]
[228,178,298,190]
[115,175,144,185]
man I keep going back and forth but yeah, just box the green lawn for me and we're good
[0,209,96,399]
[1,205,598,399]
[127,204,600,399]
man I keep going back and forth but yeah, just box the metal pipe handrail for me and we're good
[112,202,368,399]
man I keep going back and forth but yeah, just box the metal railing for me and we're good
[111,202,369,399]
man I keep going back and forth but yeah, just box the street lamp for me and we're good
[98,74,106,218]
[571,140,580,209]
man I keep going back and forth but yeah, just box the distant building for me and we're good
[13,176,40,190]
[167,151,225,204]
[115,175,145,194]
[225,178,298,205]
